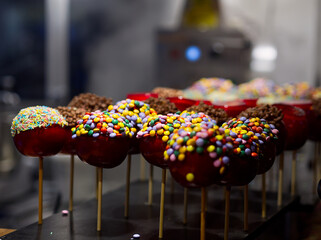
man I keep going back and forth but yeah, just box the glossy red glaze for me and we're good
[75,135,130,168]
[285,100,321,142]
[139,136,167,168]
[242,98,258,108]
[168,151,222,188]
[257,141,276,174]
[60,127,77,155]
[307,111,321,141]
[195,100,213,106]
[214,101,247,118]
[220,155,258,186]
[273,104,308,151]
[275,121,287,155]
[13,125,68,157]
[128,137,140,155]
[126,92,158,101]
[167,97,197,111]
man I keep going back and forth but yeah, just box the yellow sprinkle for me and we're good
[76,130,81,136]
[118,122,124,128]
[187,145,194,152]
[186,139,196,146]
[107,118,112,123]
[157,129,164,135]
[216,135,223,141]
[207,145,215,152]
[164,131,170,136]
[264,124,270,129]
[162,136,169,142]
[93,128,100,132]
[178,154,185,161]
[176,137,184,145]
[102,122,107,128]
[173,123,181,128]
[179,146,186,153]
[240,130,247,135]
[94,118,100,123]
[186,173,194,182]
[254,122,259,126]
[150,130,156,136]
[71,127,76,132]
[219,167,225,175]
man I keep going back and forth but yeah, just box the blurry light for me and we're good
[252,44,277,61]
[185,46,201,62]
[251,44,277,72]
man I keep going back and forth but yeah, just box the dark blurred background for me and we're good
[0,0,320,237]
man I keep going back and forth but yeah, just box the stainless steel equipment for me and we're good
[156,27,252,89]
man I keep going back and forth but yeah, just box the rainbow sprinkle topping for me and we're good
[72,111,131,138]
[11,106,68,137]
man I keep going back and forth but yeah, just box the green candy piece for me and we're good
[183,136,189,143]
[242,134,249,140]
[168,127,174,133]
[112,119,118,125]
[85,124,91,130]
[150,120,155,126]
[264,128,270,133]
[167,123,173,127]
[125,119,129,123]
[216,147,223,155]
[88,130,94,136]
[196,147,204,154]
[119,127,125,132]
[239,144,245,150]
[134,100,140,107]
[174,150,179,157]
[190,131,196,137]
[72,129,76,134]
[240,150,245,157]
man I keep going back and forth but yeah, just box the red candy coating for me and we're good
[139,136,167,169]
[76,135,130,168]
[220,154,258,186]
[273,104,308,151]
[168,151,222,188]
[167,97,197,111]
[126,92,158,101]
[60,127,77,155]
[13,125,68,157]
[214,101,247,117]
[257,141,276,174]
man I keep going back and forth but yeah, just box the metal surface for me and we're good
[2,180,299,240]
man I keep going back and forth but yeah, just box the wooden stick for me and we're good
[140,155,146,181]
[224,186,231,240]
[183,188,188,225]
[69,154,74,212]
[159,168,166,239]
[277,152,284,207]
[200,187,206,240]
[38,157,43,225]
[318,142,321,182]
[262,173,266,219]
[314,142,318,196]
[291,150,297,197]
[97,167,103,232]
[244,185,248,231]
[125,154,131,218]
[148,164,153,205]
[96,167,99,199]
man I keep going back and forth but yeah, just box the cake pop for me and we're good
[56,106,87,211]
[138,111,214,239]
[11,106,68,224]
[107,99,157,217]
[74,110,131,231]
